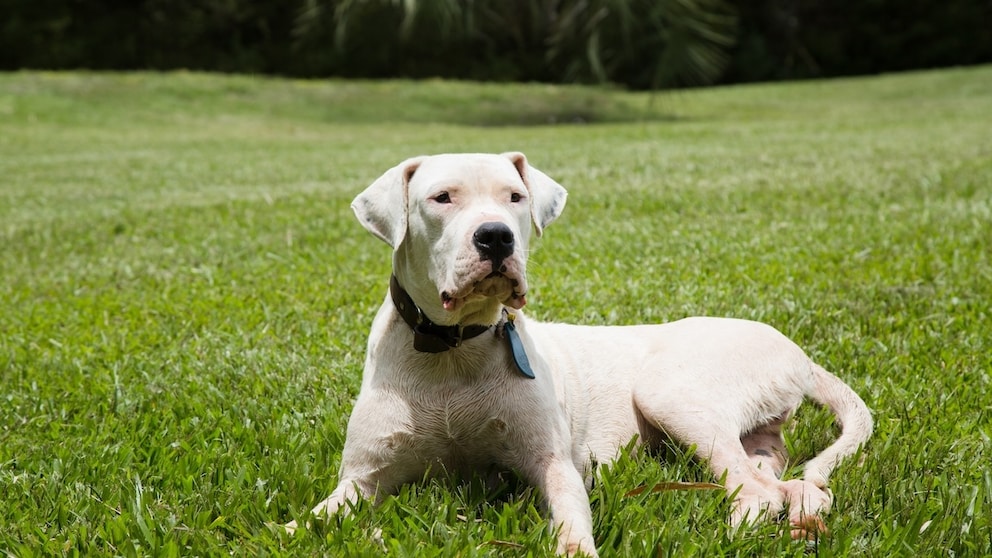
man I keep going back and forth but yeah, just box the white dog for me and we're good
[286,153,873,556]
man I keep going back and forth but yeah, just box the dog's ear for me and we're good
[503,151,568,237]
[351,156,425,247]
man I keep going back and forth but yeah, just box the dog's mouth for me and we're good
[441,271,527,312]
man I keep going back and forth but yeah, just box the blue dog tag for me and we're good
[504,314,535,379]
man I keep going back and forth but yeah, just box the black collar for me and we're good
[389,275,492,353]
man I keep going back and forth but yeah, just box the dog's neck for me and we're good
[389,275,496,353]
[388,275,536,378]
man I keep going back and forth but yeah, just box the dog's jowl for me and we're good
[285,152,873,557]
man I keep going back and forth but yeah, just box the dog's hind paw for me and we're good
[780,479,832,541]
[789,514,830,541]
[729,486,784,529]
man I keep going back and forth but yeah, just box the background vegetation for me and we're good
[3,0,991,88]
[1,66,990,555]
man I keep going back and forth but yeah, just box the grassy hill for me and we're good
[2,67,990,556]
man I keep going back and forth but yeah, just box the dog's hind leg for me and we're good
[694,431,787,526]
[739,418,831,538]
[632,391,786,527]
[705,436,788,527]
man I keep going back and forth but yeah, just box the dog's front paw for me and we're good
[265,519,305,537]
[282,519,301,535]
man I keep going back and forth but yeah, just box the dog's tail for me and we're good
[802,364,873,488]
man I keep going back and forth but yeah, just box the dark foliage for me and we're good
[2,0,990,88]
[724,0,992,83]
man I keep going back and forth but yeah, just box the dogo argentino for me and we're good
[285,152,873,556]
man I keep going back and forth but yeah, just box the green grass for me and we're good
[1,67,990,556]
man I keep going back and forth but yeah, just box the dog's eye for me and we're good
[510,192,523,203]
[433,192,452,204]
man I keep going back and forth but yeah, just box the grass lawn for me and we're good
[1,67,990,556]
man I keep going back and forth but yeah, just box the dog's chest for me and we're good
[400,380,515,470]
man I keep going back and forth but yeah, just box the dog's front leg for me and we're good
[524,456,598,557]
[284,477,370,533]
[285,390,416,534]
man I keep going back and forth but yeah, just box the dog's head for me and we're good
[352,152,567,327]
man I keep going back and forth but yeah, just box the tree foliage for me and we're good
[725,0,992,83]
[1,0,989,88]
[286,0,737,87]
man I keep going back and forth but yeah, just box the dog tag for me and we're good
[504,315,535,379]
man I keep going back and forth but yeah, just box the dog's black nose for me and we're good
[473,222,514,266]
